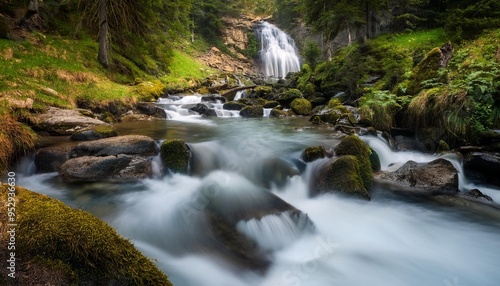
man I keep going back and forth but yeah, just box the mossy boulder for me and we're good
[369,147,381,171]
[334,135,373,190]
[302,146,332,163]
[262,100,280,108]
[254,85,273,98]
[270,108,287,118]
[240,106,264,118]
[290,98,312,116]
[161,139,191,174]
[277,88,303,106]
[408,47,448,95]
[70,125,119,141]
[314,156,371,200]
[0,185,172,285]
[223,101,247,111]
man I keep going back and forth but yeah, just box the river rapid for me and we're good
[16,115,500,286]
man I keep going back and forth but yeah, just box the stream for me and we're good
[16,115,500,286]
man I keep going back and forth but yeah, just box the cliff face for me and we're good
[197,15,260,76]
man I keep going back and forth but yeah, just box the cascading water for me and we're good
[256,21,301,78]
[15,119,500,286]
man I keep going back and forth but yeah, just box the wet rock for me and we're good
[189,103,218,117]
[335,135,373,189]
[223,101,247,111]
[71,135,159,157]
[257,158,300,188]
[160,139,191,174]
[302,146,332,163]
[277,88,302,106]
[269,108,287,118]
[32,107,108,135]
[35,144,76,173]
[240,106,264,118]
[136,102,167,118]
[201,94,227,103]
[290,98,312,115]
[374,158,459,193]
[394,135,424,151]
[262,101,280,109]
[463,152,500,188]
[70,125,119,141]
[463,189,493,203]
[60,155,151,182]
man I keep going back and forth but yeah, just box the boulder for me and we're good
[70,125,119,141]
[290,98,312,116]
[374,158,459,193]
[313,156,371,200]
[189,103,218,117]
[463,152,500,187]
[334,135,373,189]
[136,102,167,118]
[32,107,108,135]
[160,139,191,174]
[262,101,280,108]
[71,135,159,157]
[269,108,287,118]
[277,88,302,106]
[240,106,264,118]
[0,185,171,285]
[302,146,332,163]
[34,144,76,173]
[60,155,151,182]
[223,101,247,111]
[257,158,301,188]
[201,94,227,103]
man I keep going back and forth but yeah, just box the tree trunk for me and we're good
[98,0,110,68]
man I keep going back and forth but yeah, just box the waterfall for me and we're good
[256,21,301,78]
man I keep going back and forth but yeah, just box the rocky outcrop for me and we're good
[60,155,151,182]
[32,107,108,135]
[71,135,158,157]
[463,152,500,188]
[0,185,171,285]
[374,158,459,193]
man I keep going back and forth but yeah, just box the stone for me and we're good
[223,101,247,111]
[189,103,218,117]
[160,139,191,174]
[34,144,76,173]
[374,158,459,193]
[60,155,151,182]
[302,146,332,163]
[463,152,500,188]
[136,102,167,118]
[32,107,108,135]
[240,106,264,118]
[290,98,312,115]
[71,135,159,157]
[70,125,119,141]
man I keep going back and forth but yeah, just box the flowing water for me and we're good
[16,116,500,286]
[256,21,301,78]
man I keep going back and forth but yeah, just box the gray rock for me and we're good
[71,135,159,157]
[60,155,151,182]
[463,152,500,188]
[32,107,107,135]
[35,144,76,173]
[374,158,459,193]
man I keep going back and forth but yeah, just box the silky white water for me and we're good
[257,21,301,78]
[16,118,500,286]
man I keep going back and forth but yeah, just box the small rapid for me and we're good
[15,119,500,286]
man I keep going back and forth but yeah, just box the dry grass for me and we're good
[0,114,37,174]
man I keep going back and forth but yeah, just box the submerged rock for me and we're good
[0,185,172,285]
[60,155,151,182]
[375,158,459,193]
[161,139,191,174]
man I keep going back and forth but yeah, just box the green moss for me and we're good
[436,140,450,153]
[327,98,342,109]
[134,80,166,102]
[303,146,328,162]
[408,47,447,94]
[290,98,312,115]
[223,101,247,110]
[334,135,373,189]
[270,108,287,117]
[0,185,172,285]
[369,147,381,171]
[277,88,303,106]
[254,85,273,97]
[322,155,370,200]
[240,106,264,118]
[160,139,191,174]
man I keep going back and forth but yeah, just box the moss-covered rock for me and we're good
[334,135,373,189]
[302,146,332,162]
[240,106,264,118]
[0,185,172,285]
[70,125,119,141]
[314,156,371,200]
[369,147,381,171]
[290,98,312,116]
[223,101,247,110]
[254,85,273,98]
[161,139,191,174]
[436,140,450,153]
[262,101,280,108]
[277,88,303,106]
[407,47,447,95]
[269,108,287,118]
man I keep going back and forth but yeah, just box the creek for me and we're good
[16,115,500,286]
